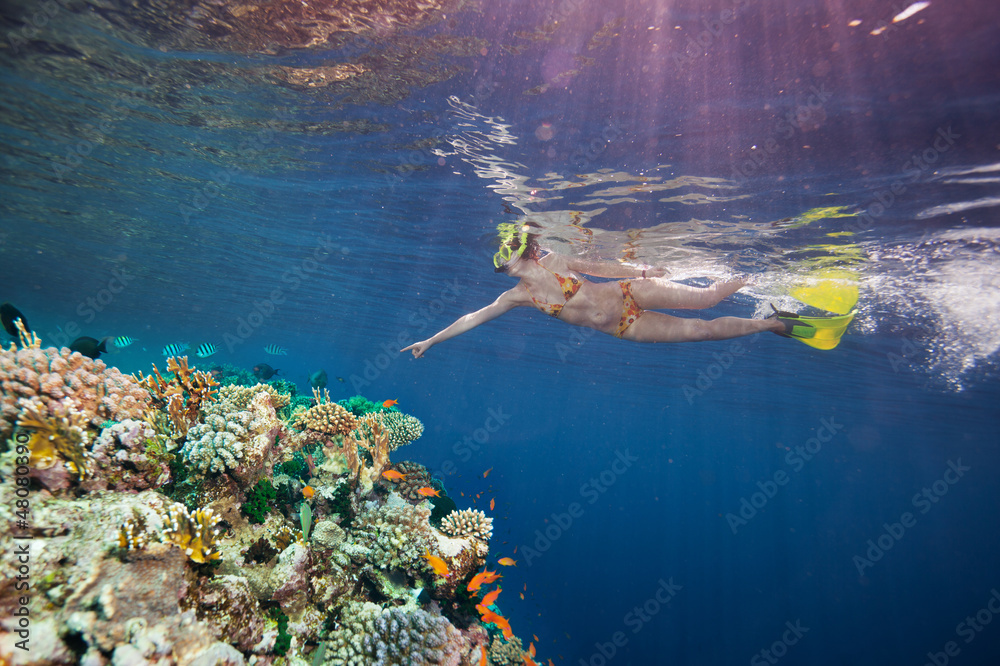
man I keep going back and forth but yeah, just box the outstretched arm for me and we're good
[402,289,524,358]
[562,256,668,279]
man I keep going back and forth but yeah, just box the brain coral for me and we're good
[0,345,151,438]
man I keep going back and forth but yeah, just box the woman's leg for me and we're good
[622,311,782,343]
[629,278,747,310]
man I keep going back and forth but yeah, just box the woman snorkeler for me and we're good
[402,225,853,358]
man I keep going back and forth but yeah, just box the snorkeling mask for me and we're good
[493,224,530,271]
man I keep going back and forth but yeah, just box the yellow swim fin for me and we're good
[789,278,858,315]
[769,306,856,350]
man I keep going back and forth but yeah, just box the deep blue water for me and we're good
[3,0,1000,664]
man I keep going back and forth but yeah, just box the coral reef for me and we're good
[0,373,538,665]
[441,508,494,543]
[0,344,151,439]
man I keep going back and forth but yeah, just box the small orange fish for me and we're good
[490,498,495,511]
[467,571,490,592]
[533,634,539,642]
[383,399,398,408]
[481,587,501,607]
[523,656,538,666]
[520,593,525,600]
[417,487,441,498]
[479,645,487,666]
[302,485,315,499]
[382,470,406,481]
[498,557,517,567]
[483,467,492,478]
[529,642,536,657]
[424,550,450,578]
[481,569,502,584]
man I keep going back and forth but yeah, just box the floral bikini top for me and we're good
[525,264,583,317]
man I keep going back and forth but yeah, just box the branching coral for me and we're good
[324,601,470,665]
[218,383,290,412]
[0,344,151,439]
[352,494,435,573]
[294,388,357,435]
[440,509,493,543]
[182,389,283,485]
[134,356,219,436]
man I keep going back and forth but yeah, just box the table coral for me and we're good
[0,344,151,439]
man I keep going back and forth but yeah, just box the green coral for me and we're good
[338,395,387,417]
[274,612,291,656]
[243,479,277,524]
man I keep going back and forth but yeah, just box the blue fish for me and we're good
[195,343,218,358]
[162,342,189,357]
[264,344,288,356]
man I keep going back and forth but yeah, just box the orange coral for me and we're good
[134,356,218,436]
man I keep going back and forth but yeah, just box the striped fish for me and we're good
[264,344,288,355]
[113,335,136,349]
[162,342,189,357]
[195,343,218,358]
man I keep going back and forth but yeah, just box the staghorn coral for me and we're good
[182,389,283,485]
[323,600,471,666]
[440,509,493,543]
[0,344,151,439]
[134,356,218,436]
